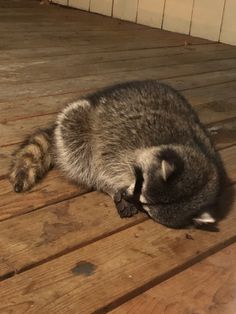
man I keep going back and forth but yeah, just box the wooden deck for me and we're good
[0,1,236,313]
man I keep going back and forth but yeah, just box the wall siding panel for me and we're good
[68,0,90,11]
[52,0,68,5]
[90,0,113,16]
[137,0,165,28]
[52,0,236,46]
[220,0,236,46]
[163,0,194,34]
[113,0,138,22]
[191,0,225,41]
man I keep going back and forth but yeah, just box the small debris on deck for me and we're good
[185,233,194,240]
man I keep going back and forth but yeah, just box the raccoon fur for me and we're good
[9,80,223,228]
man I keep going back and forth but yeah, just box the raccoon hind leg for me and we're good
[9,126,55,193]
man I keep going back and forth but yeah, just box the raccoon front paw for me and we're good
[114,190,139,218]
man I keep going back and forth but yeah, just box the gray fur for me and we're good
[10,80,223,228]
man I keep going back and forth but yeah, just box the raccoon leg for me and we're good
[105,181,138,218]
[113,189,139,218]
[9,126,55,193]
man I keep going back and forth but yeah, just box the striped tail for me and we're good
[9,126,55,192]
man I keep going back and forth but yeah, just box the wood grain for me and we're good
[0,145,235,279]
[0,114,55,146]
[1,45,235,84]
[209,118,236,150]
[110,244,236,314]
[0,191,146,278]
[0,169,88,221]
[0,185,235,313]
[0,122,234,223]
[0,97,235,178]
[0,59,236,103]
[0,2,236,313]
[1,95,235,150]
[0,80,235,124]
[0,42,229,62]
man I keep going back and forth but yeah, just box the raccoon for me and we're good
[9,80,223,228]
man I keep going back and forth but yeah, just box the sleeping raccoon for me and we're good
[9,80,223,228]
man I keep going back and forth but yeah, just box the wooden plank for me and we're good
[209,119,236,151]
[0,191,145,278]
[0,5,235,311]
[0,2,141,25]
[0,145,235,279]
[0,94,235,180]
[0,104,235,180]
[165,67,236,91]
[219,146,236,183]
[0,93,76,123]
[0,21,146,33]
[0,168,88,221]
[0,144,19,179]
[191,0,225,41]
[0,115,55,147]
[113,0,139,22]
[220,0,236,46]
[67,0,91,11]
[0,42,230,62]
[90,0,113,16]
[0,184,235,313]
[1,71,236,147]
[1,80,235,124]
[0,30,209,51]
[110,244,236,314]
[0,59,236,103]
[0,11,133,28]
[137,0,165,28]
[0,0,38,8]
[163,0,193,34]
[182,81,236,106]
[197,97,236,125]
[1,91,235,146]
[1,47,236,84]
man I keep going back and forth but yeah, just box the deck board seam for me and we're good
[93,235,236,314]
[1,57,236,87]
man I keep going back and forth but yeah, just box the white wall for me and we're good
[51,0,236,45]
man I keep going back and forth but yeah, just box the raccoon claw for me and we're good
[114,190,139,218]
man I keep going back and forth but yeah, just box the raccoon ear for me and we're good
[161,160,175,181]
[193,212,216,225]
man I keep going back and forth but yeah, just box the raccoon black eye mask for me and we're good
[9,80,223,228]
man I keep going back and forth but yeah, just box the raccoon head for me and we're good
[134,145,221,228]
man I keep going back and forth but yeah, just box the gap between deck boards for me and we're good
[0,144,235,282]
[0,184,235,313]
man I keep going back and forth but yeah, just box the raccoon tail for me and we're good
[9,125,55,193]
